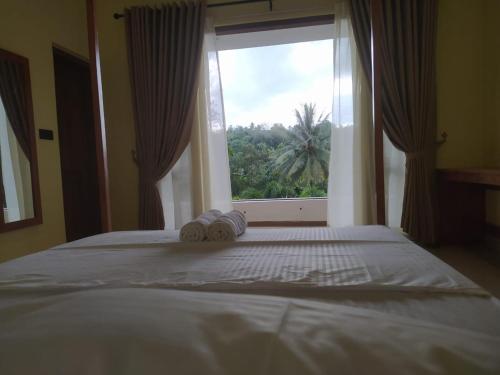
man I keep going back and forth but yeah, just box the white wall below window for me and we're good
[233,198,327,223]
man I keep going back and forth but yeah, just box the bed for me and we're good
[0,226,499,374]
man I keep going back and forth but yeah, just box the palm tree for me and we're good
[274,103,330,184]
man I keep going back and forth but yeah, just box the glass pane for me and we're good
[0,96,34,223]
[218,37,333,201]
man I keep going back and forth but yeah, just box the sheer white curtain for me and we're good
[191,19,233,216]
[0,104,20,222]
[327,1,376,227]
[384,133,405,227]
[160,18,233,229]
[158,146,193,230]
[0,98,33,222]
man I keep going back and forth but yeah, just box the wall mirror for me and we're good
[0,48,42,232]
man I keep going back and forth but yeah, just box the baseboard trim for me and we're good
[248,221,327,227]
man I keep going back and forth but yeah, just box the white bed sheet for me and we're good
[0,227,486,296]
[0,289,499,375]
[1,226,500,374]
[52,225,410,249]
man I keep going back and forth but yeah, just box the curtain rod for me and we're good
[113,0,273,19]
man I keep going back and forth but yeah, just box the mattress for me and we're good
[0,227,486,297]
[1,226,499,374]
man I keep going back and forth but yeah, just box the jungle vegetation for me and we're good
[227,103,331,200]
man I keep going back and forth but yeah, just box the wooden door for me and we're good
[53,48,101,241]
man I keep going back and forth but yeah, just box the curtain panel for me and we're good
[125,2,206,229]
[190,20,233,216]
[328,1,376,227]
[159,19,233,229]
[349,0,405,229]
[379,0,438,244]
[349,0,372,85]
[159,146,193,230]
[0,61,31,159]
[349,0,438,243]
[0,114,34,222]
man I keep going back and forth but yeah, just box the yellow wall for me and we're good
[96,0,334,230]
[436,0,486,168]
[436,0,500,226]
[0,0,89,262]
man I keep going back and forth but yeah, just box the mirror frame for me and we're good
[0,48,42,232]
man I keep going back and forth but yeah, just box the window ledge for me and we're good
[233,197,327,223]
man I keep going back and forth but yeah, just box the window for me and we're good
[217,21,334,203]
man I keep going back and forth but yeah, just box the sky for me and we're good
[218,39,334,128]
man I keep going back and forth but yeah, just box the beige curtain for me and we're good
[125,2,206,229]
[190,19,233,217]
[6,120,33,220]
[327,1,376,227]
[379,0,438,244]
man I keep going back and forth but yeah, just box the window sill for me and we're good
[233,197,327,223]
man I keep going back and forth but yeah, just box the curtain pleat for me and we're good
[125,2,206,229]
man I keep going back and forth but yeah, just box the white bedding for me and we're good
[0,289,499,375]
[52,225,410,249]
[0,227,485,295]
[1,226,499,374]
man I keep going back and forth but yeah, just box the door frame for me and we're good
[52,46,104,240]
[86,0,111,232]
[52,44,110,234]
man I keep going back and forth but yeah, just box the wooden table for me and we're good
[437,168,500,245]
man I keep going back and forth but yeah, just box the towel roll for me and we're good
[179,209,222,242]
[207,210,247,241]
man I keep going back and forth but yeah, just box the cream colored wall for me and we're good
[0,0,89,262]
[436,0,500,227]
[96,0,334,230]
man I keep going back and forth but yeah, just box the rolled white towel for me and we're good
[207,210,247,241]
[179,209,222,242]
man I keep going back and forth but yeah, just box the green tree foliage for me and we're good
[274,103,331,184]
[227,104,331,200]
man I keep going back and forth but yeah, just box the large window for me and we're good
[217,23,333,201]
